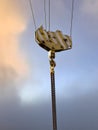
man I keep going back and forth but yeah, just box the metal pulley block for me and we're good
[35,26,72,52]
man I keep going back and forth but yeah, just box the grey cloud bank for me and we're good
[0,87,98,130]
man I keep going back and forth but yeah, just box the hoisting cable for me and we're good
[48,50,57,130]
[70,0,75,37]
[44,0,47,30]
[29,0,37,30]
[49,0,51,31]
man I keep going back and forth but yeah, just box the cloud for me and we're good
[0,88,98,130]
[0,0,29,98]
[81,0,98,15]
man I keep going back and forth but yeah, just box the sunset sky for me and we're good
[0,0,98,130]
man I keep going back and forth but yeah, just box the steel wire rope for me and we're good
[70,0,75,37]
[22,0,28,22]
[49,0,51,31]
[44,0,47,30]
[50,71,57,130]
[29,0,37,30]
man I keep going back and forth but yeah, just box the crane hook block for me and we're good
[35,26,72,52]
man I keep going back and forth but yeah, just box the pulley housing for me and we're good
[35,26,72,52]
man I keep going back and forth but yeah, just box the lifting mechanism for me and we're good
[35,26,72,52]
[29,0,74,130]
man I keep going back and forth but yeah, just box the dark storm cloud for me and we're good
[57,88,98,130]
[0,87,98,130]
